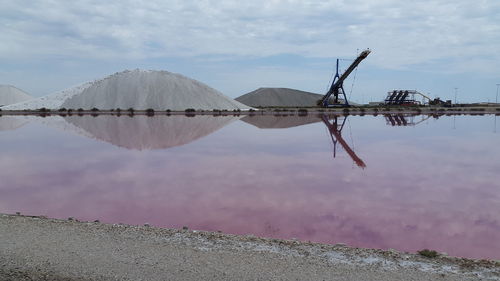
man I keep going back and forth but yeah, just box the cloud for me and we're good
[1,0,499,72]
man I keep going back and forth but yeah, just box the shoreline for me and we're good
[1,213,498,281]
[1,105,499,117]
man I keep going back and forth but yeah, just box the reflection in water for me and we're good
[0,116,29,131]
[321,115,366,168]
[0,114,499,260]
[384,114,432,127]
[60,115,240,150]
[242,114,366,168]
[241,114,321,129]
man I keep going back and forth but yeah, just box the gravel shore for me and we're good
[1,214,498,281]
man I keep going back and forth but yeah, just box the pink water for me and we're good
[0,114,499,259]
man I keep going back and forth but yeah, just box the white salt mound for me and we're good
[2,82,93,110]
[63,69,249,111]
[4,69,250,111]
[0,85,33,107]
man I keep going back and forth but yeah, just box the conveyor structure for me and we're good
[322,49,371,107]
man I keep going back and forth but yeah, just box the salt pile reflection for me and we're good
[241,114,322,129]
[63,115,241,150]
[243,114,366,168]
[0,116,29,131]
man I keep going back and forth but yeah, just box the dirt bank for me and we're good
[1,214,498,281]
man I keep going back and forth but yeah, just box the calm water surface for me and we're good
[0,114,499,260]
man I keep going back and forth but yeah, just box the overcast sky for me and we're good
[1,0,499,103]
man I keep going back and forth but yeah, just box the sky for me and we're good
[1,0,499,103]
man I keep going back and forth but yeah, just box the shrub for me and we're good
[146,108,155,116]
[77,108,84,112]
[166,109,171,113]
[185,108,196,112]
[91,107,99,112]
[418,249,438,258]
[38,107,50,112]
[58,108,67,112]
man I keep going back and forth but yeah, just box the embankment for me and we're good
[1,214,498,281]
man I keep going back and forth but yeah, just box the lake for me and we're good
[0,113,499,260]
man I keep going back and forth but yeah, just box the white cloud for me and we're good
[0,0,499,73]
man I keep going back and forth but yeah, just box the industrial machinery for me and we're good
[322,49,371,107]
[384,90,452,106]
[384,90,430,105]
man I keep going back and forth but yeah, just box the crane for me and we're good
[322,49,371,107]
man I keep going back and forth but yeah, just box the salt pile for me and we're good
[63,70,249,111]
[0,85,33,107]
[2,81,102,110]
[4,70,250,111]
[236,88,324,107]
[63,115,240,150]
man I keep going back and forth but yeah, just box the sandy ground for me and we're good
[1,214,498,281]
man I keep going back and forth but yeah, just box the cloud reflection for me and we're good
[0,115,499,260]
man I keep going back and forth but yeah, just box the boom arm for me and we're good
[322,49,371,107]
